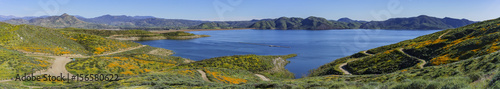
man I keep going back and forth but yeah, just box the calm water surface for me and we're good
[136,29,440,78]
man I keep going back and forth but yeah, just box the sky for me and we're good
[0,0,499,21]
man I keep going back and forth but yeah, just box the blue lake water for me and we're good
[136,29,440,78]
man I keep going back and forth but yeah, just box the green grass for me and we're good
[176,54,297,79]
[345,49,420,74]
[0,23,89,55]
[203,67,261,84]
[58,69,226,88]
[66,53,186,76]
[63,31,141,55]
[160,31,210,40]
[0,47,50,79]
[308,52,370,76]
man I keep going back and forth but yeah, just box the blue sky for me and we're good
[0,0,499,21]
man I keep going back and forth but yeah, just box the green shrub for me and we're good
[161,31,195,36]
[489,71,500,86]
[426,81,442,89]
[468,72,483,82]
[409,79,428,89]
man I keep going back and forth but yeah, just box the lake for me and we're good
[136,29,440,78]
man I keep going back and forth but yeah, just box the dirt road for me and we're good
[197,70,210,82]
[254,74,270,81]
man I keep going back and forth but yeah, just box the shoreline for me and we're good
[150,28,253,33]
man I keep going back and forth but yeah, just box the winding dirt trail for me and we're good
[337,30,449,75]
[96,45,147,56]
[0,45,148,84]
[197,70,210,82]
[439,30,451,39]
[338,60,354,75]
[254,74,270,81]
[362,50,373,56]
[339,50,372,75]
[398,48,426,68]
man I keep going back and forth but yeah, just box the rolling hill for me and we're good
[360,15,476,30]
[189,20,258,29]
[250,15,475,30]
[249,16,352,30]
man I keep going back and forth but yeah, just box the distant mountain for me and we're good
[3,13,113,29]
[189,22,231,29]
[2,18,29,24]
[77,15,155,25]
[76,15,208,29]
[0,14,477,30]
[360,15,475,30]
[189,20,259,29]
[0,15,49,21]
[249,16,352,30]
[337,17,367,23]
[442,17,477,28]
[131,16,156,19]
[0,15,17,21]
[122,18,209,28]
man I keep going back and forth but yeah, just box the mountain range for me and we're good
[359,15,476,30]
[0,15,50,21]
[249,16,355,30]
[77,15,210,29]
[1,14,476,30]
[189,20,260,29]
[251,15,476,30]
[3,14,112,29]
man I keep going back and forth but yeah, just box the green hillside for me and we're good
[0,22,140,55]
[0,47,50,79]
[176,54,297,79]
[250,16,351,30]
[310,17,500,76]
[251,15,474,30]
[189,22,232,29]
[0,22,294,88]
[189,21,257,29]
